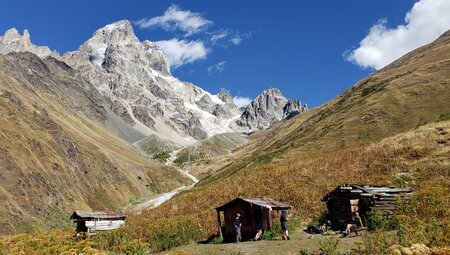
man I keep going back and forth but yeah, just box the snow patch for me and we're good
[208,93,225,105]
[103,20,130,32]
[184,102,237,137]
[88,42,107,67]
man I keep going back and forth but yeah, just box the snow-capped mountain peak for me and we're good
[0,20,308,146]
[60,20,244,144]
[92,20,138,44]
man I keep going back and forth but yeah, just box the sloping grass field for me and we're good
[1,121,448,254]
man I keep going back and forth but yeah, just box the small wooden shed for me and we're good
[216,197,292,241]
[70,210,126,234]
[322,185,411,230]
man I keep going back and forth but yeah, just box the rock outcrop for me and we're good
[236,88,307,131]
[0,28,60,59]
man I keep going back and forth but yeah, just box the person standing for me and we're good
[233,213,242,243]
[280,210,291,240]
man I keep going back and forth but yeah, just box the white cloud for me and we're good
[135,6,251,68]
[209,29,251,47]
[230,36,242,45]
[345,0,450,70]
[233,96,252,108]
[210,29,229,44]
[230,31,252,45]
[156,39,209,68]
[207,61,227,73]
[135,4,212,36]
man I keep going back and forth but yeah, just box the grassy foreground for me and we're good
[0,121,449,254]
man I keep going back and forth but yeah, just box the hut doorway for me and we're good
[254,208,262,226]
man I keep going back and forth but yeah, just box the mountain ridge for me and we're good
[0,20,308,146]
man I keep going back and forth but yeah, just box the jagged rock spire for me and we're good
[0,28,59,58]
[236,88,307,130]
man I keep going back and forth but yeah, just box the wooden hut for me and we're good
[216,197,292,241]
[70,210,126,234]
[322,185,411,230]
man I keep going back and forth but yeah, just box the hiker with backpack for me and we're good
[233,213,242,243]
[280,210,291,240]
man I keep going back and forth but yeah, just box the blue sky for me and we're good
[1,0,449,107]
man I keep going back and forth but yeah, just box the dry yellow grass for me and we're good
[1,120,448,254]
[152,120,449,225]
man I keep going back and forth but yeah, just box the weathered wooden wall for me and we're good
[85,220,125,232]
[223,201,253,240]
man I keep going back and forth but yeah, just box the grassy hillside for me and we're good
[141,119,449,254]
[1,120,448,254]
[193,30,450,183]
[137,134,180,163]
[0,53,190,233]
[174,133,248,178]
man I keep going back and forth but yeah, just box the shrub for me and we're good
[309,211,328,226]
[261,217,301,240]
[363,230,399,254]
[210,236,224,244]
[299,249,310,255]
[261,230,276,240]
[363,211,398,231]
[437,113,450,122]
[319,236,340,255]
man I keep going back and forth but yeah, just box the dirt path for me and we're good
[125,150,199,211]
[165,229,363,255]
[166,149,199,183]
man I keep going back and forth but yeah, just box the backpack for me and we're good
[233,219,240,229]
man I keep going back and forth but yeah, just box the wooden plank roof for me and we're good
[356,185,411,194]
[322,184,412,201]
[216,197,292,211]
[70,210,126,220]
